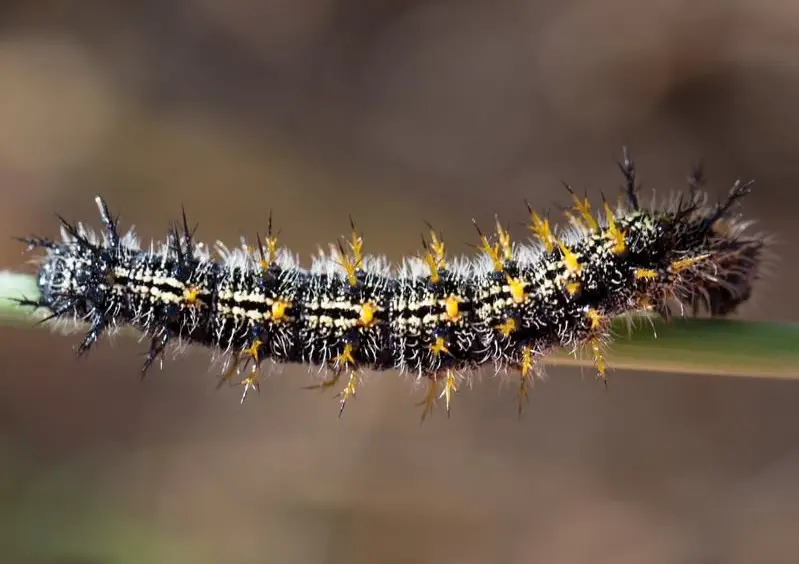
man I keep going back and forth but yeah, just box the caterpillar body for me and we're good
[18,151,766,418]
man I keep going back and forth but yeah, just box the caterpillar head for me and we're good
[34,223,115,323]
[685,227,765,317]
[668,179,766,317]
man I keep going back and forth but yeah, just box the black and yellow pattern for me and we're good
[19,150,766,418]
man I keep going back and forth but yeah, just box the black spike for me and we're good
[56,214,98,255]
[336,239,348,260]
[561,181,582,200]
[168,223,184,265]
[618,146,639,211]
[687,161,706,196]
[94,195,120,249]
[672,192,700,225]
[141,330,170,378]
[266,210,281,240]
[15,236,56,251]
[10,295,46,310]
[32,301,77,327]
[348,214,359,236]
[255,232,267,265]
[701,179,755,233]
[76,314,105,357]
[180,205,197,263]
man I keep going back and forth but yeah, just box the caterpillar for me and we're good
[16,149,766,418]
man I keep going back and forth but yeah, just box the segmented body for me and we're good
[20,151,765,417]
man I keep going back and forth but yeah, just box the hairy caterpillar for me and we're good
[16,150,766,418]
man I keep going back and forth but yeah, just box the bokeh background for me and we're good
[1,1,798,562]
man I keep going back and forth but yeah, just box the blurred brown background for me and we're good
[1,1,798,563]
